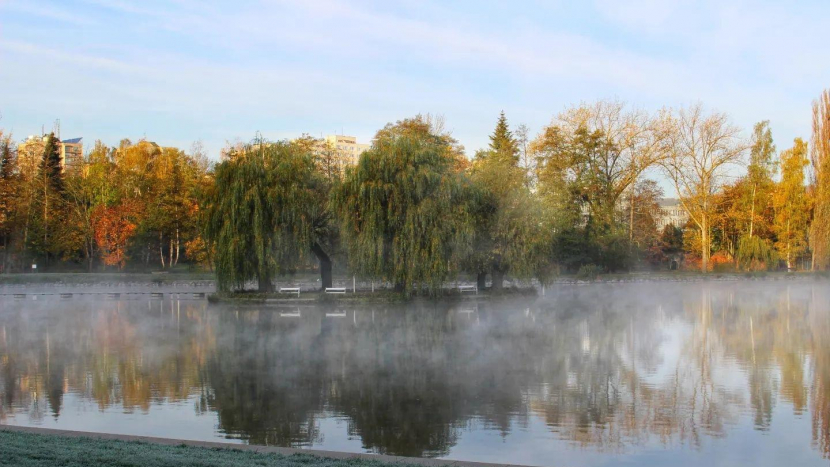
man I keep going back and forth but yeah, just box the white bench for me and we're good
[326,311,347,318]
[325,287,347,294]
[458,285,478,294]
[280,287,301,297]
[279,309,301,318]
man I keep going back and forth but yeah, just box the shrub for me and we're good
[576,264,601,281]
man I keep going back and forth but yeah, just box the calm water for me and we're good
[2,282,830,466]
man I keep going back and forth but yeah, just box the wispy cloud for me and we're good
[0,0,827,159]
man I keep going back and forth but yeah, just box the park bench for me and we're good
[280,309,301,318]
[458,285,478,295]
[325,311,347,317]
[325,287,347,294]
[279,287,301,297]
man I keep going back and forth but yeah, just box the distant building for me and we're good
[60,137,83,172]
[17,135,83,174]
[323,134,370,166]
[656,198,689,230]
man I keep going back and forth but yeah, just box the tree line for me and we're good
[1,92,829,292]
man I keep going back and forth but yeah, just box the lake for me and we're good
[1,281,829,466]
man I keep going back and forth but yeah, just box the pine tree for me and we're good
[488,111,519,163]
[41,133,63,193]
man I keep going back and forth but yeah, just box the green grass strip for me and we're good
[0,430,408,467]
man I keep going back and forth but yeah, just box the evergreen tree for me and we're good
[41,133,63,193]
[488,111,519,163]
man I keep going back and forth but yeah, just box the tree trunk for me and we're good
[701,216,709,273]
[749,183,756,238]
[310,242,332,289]
[629,190,635,250]
[476,272,487,290]
[174,228,180,266]
[491,269,505,291]
[159,233,166,268]
[257,274,273,293]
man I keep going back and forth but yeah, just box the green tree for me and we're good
[466,113,551,289]
[488,111,519,163]
[29,133,67,267]
[334,116,474,294]
[203,138,323,292]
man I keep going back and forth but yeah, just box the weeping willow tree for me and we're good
[202,138,325,292]
[736,235,778,271]
[333,116,474,295]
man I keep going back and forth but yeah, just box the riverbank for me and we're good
[0,426,507,467]
[1,271,827,302]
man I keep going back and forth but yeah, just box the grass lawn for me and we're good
[0,429,417,467]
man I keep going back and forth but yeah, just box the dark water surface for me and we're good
[2,282,830,466]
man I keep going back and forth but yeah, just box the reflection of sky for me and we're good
[4,394,227,443]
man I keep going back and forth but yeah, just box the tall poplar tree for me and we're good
[810,90,830,270]
[774,138,809,270]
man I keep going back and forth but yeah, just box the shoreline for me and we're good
[1,271,826,304]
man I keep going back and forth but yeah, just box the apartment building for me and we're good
[17,135,83,173]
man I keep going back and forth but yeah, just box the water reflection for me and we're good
[2,282,830,465]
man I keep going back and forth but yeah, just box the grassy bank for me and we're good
[0,272,214,285]
[0,429,413,467]
[208,287,537,304]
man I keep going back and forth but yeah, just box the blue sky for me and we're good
[1,0,828,166]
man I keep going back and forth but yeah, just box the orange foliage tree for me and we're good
[92,203,138,269]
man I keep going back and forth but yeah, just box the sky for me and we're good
[1,0,828,169]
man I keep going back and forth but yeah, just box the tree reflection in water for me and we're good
[2,282,830,461]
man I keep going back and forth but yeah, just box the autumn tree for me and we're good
[334,116,474,294]
[533,99,664,231]
[623,179,663,255]
[92,202,139,269]
[661,104,745,272]
[773,139,809,270]
[810,90,830,270]
[0,132,20,271]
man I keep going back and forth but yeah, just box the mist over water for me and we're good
[2,282,830,466]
